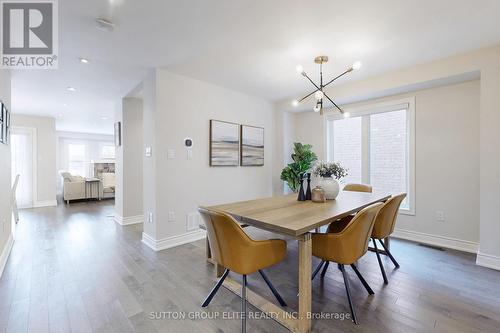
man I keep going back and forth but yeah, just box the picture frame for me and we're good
[209,119,240,166]
[5,105,10,145]
[114,121,121,147]
[0,102,7,145]
[240,125,264,166]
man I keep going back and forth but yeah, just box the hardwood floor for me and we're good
[1,201,500,333]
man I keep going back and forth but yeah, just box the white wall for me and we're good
[143,69,274,246]
[114,97,143,223]
[11,115,57,206]
[142,72,157,239]
[293,80,480,244]
[0,70,12,276]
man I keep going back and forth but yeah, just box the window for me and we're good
[100,144,116,159]
[326,98,415,214]
[67,143,88,177]
[332,117,362,184]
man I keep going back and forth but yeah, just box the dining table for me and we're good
[201,190,391,333]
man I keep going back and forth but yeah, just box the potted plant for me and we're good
[313,161,348,200]
[280,143,318,193]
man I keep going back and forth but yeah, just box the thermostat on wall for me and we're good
[184,137,193,148]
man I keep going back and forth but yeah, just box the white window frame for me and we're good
[99,142,116,159]
[324,97,416,215]
[65,141,90,177]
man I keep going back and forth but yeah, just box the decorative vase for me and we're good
[297,175,306,201]
[311,186,326,203]
[305,173,312,200]
[320,177,340,200]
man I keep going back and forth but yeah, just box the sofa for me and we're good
[61,172,86,204]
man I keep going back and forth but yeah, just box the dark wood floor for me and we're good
[1,201,500,333]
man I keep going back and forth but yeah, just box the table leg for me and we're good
[298,233,312,333]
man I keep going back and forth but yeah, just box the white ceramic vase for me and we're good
[320,177,340,200]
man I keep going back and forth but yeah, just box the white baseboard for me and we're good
[0,233,14,278]
[476,252,500,271]
[141,230,206,252]
[33,200,57,208]
[392,228,479,254]
[114,214,144,226]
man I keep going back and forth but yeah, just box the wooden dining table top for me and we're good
[203,191,391,238]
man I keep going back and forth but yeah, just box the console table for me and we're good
[85,178,101,200]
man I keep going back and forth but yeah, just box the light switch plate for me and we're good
[436,211,445,222]
[148,212,153,223]
[187,149,193,160]
[167,149,175,159]
[145,146,152,157]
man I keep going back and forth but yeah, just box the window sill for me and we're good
[398,208,415,216]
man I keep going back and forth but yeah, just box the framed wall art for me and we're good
[209,120,239,166]
[240,125,264,166]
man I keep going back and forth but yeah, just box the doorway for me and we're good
[11,127,37,209]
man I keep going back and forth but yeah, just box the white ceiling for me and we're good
[11,0,500,134]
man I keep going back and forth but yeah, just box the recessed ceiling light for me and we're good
[101,116,108,120]
[67,86,76,92]
[63,103,68,107]
[95,18,115,32]
[79,57,89,64]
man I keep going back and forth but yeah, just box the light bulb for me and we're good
[292,100,299,107]
[314,90,324,100]
[296,65,304,73]
[343,111,350,118]
[352,61,362,70]
[313,105,321,113]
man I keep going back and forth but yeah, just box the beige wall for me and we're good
[0,70,12,273]
[11,115,57,206]
[144,69,274,243]
[293,80,480,243]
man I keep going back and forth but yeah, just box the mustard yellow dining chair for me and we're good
[319,182,374,277]
[311,202,383,325]
[343,183,373,193]
[370,193,407,284]
[199,208,287,333]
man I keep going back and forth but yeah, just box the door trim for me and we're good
[11,126,38,208]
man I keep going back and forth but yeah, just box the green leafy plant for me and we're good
[313,161,348,179]
[280,142,318,192]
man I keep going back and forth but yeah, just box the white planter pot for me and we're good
[320,177,340,200]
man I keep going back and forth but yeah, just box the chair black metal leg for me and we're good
[378,239,400,268]
[350,264,374,295]
[372,238,388,284]
[339,265,358,325]
[258,270,287,307]
[321,261,330,277]
[201,269,229,307]
[242,275,247,333]
[311,260,325,281]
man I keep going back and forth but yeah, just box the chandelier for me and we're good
[292,56,362,116]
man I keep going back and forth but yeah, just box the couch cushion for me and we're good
[102,173,115,188]
[70,175,85,182]
[60,172,72,181]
